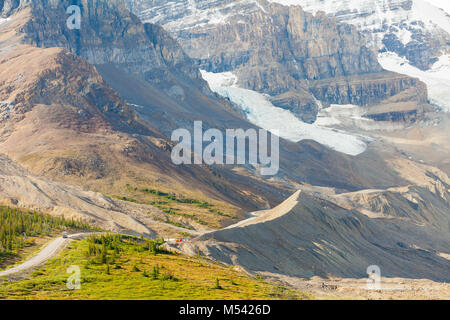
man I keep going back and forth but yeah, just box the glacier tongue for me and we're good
[200,70,369,156]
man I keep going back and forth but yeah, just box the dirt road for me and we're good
[0,233,90,278]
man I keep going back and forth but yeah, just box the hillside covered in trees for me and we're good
[0,207,91,264]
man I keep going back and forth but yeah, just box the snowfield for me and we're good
[268,0,450,22]
[421,0,450,14]
[379,52,450,112]
[201,70,370,156]
[268,0,450,48]
[143,0,258,31]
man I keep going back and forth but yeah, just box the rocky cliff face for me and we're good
[0,0,25,17]
[126,0,430,123]
[0,46,133,126]
[272,0,450,71]
[0,0,207,92]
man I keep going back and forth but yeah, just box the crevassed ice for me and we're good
[200,70,369,156]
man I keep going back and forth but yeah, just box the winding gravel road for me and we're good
[0,226,210,279]
[0,233,91,278]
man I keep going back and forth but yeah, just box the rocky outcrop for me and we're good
[0,0,23,17]
[127,0,430,123]
[362,81,433,122]
[0,46,133,124]
[181,189,450,281]
[272,0,450,71]
[381,27,446,71]
[310,71,426,106]
[2,0,207,92]
[269,89,318,123]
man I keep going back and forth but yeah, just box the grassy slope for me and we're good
[109,185,240,231]
[0,235,310,300]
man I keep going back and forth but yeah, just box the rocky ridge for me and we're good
[181,183,450,281]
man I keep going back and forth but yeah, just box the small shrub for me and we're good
[161,271,178,282]
[132,265,140,272]
[151,265,160,279]
[213,278,222,290]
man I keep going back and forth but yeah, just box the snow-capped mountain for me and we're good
[123,0,449,155]
[127,0,433,124]
[129,0,450,69]
[127,0,262,30]
[269,0,450,71]
[268,0,450,112]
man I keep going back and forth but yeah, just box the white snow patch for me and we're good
[412,0,450,34]
[201,71,238,88]
[396,28,412,45]
[201,70,369,156]
[268,0,450,19]
[422,0,450,14]
[152,0,260,31]
[379,52,450,112]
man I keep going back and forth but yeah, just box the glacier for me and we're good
[201,70,369,156]
[379,52,450,112]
